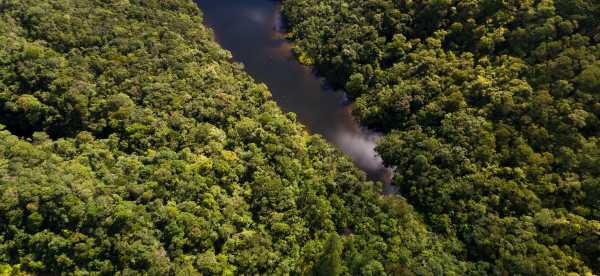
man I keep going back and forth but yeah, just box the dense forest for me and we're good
[0,0,477,274]
[283,0,600,274]
[1,0,598,274]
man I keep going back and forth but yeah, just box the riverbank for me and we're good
[197,0,394,189]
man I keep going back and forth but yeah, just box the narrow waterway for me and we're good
[197,0,393,189]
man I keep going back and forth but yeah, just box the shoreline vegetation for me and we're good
[282,0,600,274]
[1,0,598,274]
[1,0,463,274]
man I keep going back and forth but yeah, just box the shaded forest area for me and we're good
[0,0,472,274]
[283,0,600,274]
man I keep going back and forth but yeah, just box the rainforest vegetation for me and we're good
[0,0,476,274]
[1,0,599,274]
[282,0,600,274]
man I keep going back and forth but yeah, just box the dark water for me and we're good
[197,0,393,188]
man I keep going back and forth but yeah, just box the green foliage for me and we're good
[283,0,600,274]
[0,264,29,276]
[0,0,467,274]
[314,233,345,276]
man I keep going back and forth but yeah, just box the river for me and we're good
[196,0,393,190]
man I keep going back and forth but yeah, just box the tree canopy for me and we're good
[283,0,599,274]
[0,0,470,274]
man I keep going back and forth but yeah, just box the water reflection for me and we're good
[197,0,394,190]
